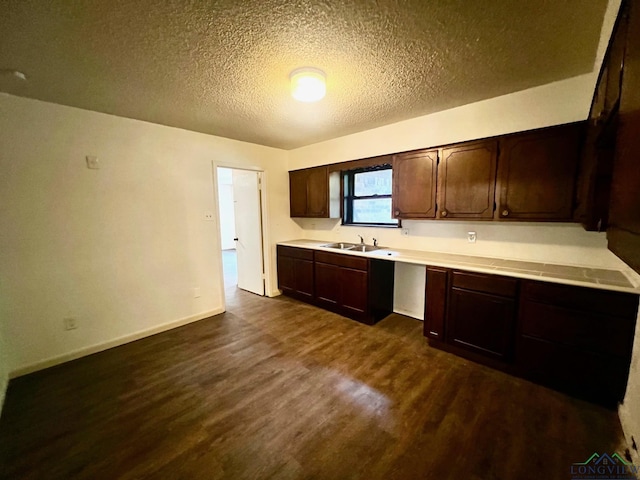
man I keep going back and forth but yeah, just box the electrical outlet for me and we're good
[63,318,78,330]
[193,287,201,298]
[204,212,214,221]
[468,231,477,243]
[401,228,410,236]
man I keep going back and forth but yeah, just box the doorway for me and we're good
[216,167,265,298]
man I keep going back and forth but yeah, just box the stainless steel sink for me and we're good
[350,245,382,252]
[321,242,359,250]
[321,242,382,252]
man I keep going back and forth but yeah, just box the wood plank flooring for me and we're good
[0,287,628,479]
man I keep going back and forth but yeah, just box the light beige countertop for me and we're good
[277,239,640,295]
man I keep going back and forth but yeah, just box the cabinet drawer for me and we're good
[520,300,633,358]
[314,251,368,271]
[451,271,518,297]
[277,245,313,261]
[521,280,638,318]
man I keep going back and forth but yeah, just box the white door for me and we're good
[232,170,265,295]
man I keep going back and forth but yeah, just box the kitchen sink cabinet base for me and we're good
[277,246,395,325]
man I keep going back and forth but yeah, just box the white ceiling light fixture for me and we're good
[290,67,326,102]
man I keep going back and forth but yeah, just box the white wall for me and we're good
[217,168,236,250]
[393,263,426,320]
[0,94,298,377]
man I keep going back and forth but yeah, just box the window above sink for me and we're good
[342,165,400,228]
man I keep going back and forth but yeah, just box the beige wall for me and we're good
[0,94,297,378]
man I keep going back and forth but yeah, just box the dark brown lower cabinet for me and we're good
[423,269,639,407]
[313,250,394,324]
[277,246,394,325]
[339,267,368,319]
[447,288,515,363]
[444,271,518,368]
[276,246,314,301]
[516,280,638,406]
[314,262,340,310]
[424,267,448,340]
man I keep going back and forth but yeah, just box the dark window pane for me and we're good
[354,169,392,196]
[353,198,397,224]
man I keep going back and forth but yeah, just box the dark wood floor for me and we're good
[0,287,628,479]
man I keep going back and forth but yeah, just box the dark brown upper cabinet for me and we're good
[576,3,629,231]
[392,149,438,219]
[289,166,339,218]
[496,124,582,221]
[438,140,498,219]
[608,0,640,274]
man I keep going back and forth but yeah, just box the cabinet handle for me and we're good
[502,210,509,217]
[441,210,448,217]
[429,331,439,337]
[394,210,400,216]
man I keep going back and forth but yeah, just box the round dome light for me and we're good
[290,67,326,102]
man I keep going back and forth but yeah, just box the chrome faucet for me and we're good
[358,235,364,245]
[373,238,378,247]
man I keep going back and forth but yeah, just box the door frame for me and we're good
[212,162,270,311]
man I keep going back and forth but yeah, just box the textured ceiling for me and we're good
[0,0,608,149]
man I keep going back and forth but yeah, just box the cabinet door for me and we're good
[339,267,368,320]
[424,267,448,340]
[605,5,629,115]
[438,140,497,219]
[392,149,438,219]
[446,288,515,362]
[294,258,314,301]
[277,255,295,295]
[609,0,640,274]
[306,166,329,217]
[289,166,329,218]
[289,170,309,217]
[497,124,581,221]
[314,262,340,310]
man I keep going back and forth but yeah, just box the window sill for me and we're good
[340,223,401,228]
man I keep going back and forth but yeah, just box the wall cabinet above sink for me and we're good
[289,122,585,224]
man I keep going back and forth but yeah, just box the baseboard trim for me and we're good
[393,308,424,321]
[9,308,225,379]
